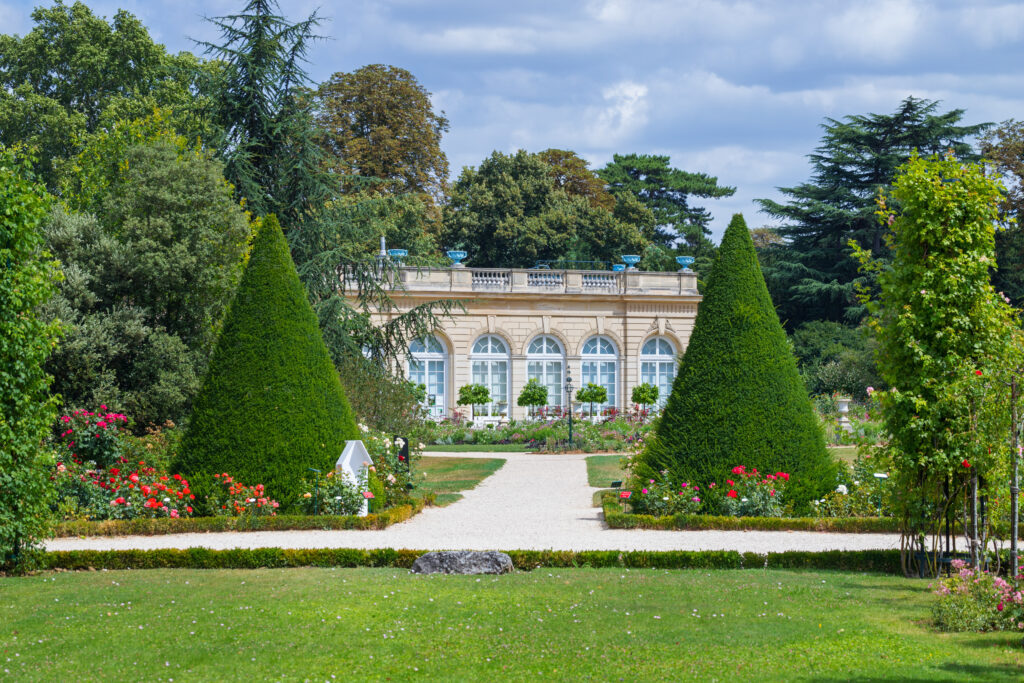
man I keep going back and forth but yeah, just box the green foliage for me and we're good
[43,136,250,427]
[980,120,1024,307]
[0,147,62,570]
[855,154,1019,541]
[442,149,649,268]
[54,500,426,537]
[516,378,549,415]
[0,1,220,188]
[36,547,902,573]
[790,321,881,397]
[758,97,990,327]
[367,470,386,513]
[576,383,607,416]
[631,383,659,408]
[314,64,450,207]
[457,383,492,413]
[177,215,359,509]
[537,148,615,211]
[602,493,900,533]
[201,0,328,223]
[598,153,734,253]
[639,214,833,508]
[336,356,426,435]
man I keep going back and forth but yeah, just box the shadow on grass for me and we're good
[816,661,1024,682]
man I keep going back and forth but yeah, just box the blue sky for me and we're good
[5,0,1024,240]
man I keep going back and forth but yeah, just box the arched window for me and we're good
[527,335,564,409]
[470,335,509,420]
[640,337,677,408]
[408,335,447,418]
[580,336,617,415]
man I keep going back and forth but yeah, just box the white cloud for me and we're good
[585,81,649,145]
[958,3,1024,48]
[824,0,923,62]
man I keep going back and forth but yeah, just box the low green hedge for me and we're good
[37,548,902,574]
[601,493,900,533]
[53,498,428,537]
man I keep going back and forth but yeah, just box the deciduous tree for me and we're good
[0,148,62,570]
[314,64,450,205]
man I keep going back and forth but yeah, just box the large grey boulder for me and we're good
[410,551,514,575]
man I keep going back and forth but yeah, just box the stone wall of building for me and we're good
[368,266,701,421]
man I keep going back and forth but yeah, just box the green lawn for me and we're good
[414,456,505,505]
[586,454,627,487]
[424,443,531,452]
[830,445,860,465]
[2,568,1022,680]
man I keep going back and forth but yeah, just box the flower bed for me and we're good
[601,492,900,533]
[425,415,653,453]
[53,497,429,537]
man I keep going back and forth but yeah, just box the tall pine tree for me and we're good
[598,153,734,254]
[200,0,328,222]
[758,97,989,327]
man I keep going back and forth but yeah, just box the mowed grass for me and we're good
[3,568,1023,681]
[414,456,505,505]
[830,445,860,465]
[586,454,627,487]
[423,443,530,453]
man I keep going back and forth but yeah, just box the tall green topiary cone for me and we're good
[177,215,359,510]
[639,214,834,508]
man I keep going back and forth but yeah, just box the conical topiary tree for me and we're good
[638,214,834,508]
[177,215,359,510]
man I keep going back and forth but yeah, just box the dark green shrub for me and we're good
[37,545,901,574]
[176,216,359,510]
[638,214,835,508]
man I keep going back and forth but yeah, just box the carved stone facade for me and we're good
[371,266,701,421]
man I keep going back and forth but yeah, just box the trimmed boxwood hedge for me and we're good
[638,214,834,507]
[176,215,359,510]
[53,498,428,537]
[601,492,899,533]
[35,548,902,574]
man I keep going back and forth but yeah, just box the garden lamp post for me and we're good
[565,371,574,447]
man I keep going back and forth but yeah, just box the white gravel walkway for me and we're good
[46,452,901,553]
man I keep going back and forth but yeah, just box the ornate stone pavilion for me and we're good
[370,260,701,422]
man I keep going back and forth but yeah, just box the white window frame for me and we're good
[408,335,448,419]
[526,335,565,411]
[470,335,509,421]
[580,335,618,417]
[640,337,677,409]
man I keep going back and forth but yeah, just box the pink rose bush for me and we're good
[933,559,1024,632]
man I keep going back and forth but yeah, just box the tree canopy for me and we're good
[44,131,250,427]
[598,153,734,253]
[758,97,989,328]
[442,149,649,268]
[0,1,219,188]
[314,64,450,206]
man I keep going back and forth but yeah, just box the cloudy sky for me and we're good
[5,0,1024,239]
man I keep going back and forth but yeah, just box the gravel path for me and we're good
[46,452,901,553]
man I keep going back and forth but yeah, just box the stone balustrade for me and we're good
[394,266,698,297]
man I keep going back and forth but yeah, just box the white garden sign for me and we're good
[336,440,371,516]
